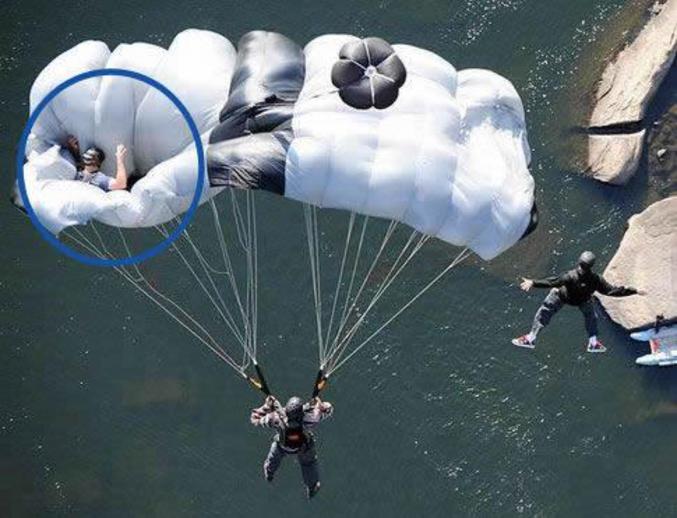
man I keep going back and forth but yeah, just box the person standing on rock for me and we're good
[512,251,645,352]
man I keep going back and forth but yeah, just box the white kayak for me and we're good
[630,318,677,367]
[635,349,677,367]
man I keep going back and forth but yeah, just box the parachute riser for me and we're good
[245,362,272,395]
[311,368,329,398]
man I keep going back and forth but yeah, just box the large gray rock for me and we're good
[590,0,677,127]
[597,196,677,330]
[587,0,677,184]
[587,130,645,184]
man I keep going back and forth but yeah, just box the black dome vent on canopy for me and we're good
[331,37,406,110]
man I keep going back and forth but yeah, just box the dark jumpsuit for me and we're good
[530,266,637,339]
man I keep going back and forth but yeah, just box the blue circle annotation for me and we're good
[15,68,205,267]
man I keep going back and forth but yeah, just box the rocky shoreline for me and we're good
[586,0,676,185]
[585,1,677,330]
[597,196,677,329]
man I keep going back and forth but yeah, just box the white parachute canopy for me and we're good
[22,29,236,234]
[20,30,534,261]
[284,35,534,260]
[15,29,538,383]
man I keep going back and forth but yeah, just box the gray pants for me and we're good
[530,288,598,339]
[263,436,319,489]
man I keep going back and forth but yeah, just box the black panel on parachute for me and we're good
[331,37,406,110]
[208,31,306,195]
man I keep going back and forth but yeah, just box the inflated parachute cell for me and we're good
[331,37,406,110]
[18,30,536,260]
[208,31,305,195]
[209,33,535,259]
[17,29,235,234]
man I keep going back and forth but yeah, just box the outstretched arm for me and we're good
[108,145,128,191]
[520,272,569,292]
[596,275,643,297]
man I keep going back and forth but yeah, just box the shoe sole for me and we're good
[512,340,535,349]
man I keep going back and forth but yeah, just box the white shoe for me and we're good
[587,341,607,353]
[512,335,535,349]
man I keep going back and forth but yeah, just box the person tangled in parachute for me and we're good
[512,251,645,352]
[251,395,333,499]
[65,136,128,192]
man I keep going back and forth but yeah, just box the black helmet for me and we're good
[82,147,105,167]
[578,251,596,270]
[285,396,304,422]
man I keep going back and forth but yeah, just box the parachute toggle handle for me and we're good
[311,368,329,398]
[245,361,272,396]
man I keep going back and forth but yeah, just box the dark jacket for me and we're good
[533,267,636,306]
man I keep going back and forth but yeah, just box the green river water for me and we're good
[1,0,675,516]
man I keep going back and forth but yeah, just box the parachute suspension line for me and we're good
[173,192,261,366]
[328,247,471,375]
[212,191,259,364]
[323,212,356,354]
[328,218,398,358]
[303,204,325,364]
[65,190,263,375]
[89,220,117,258]
[209,199,250,333]
[209,194,260,369]
[303,212,400,369]
[301,208,473,377]
[176,232,229,275]
[62,226,245,374]
[333,216,371,353]
[324,229,428,373]
[230,189,249,252]
[110,226,245,371]
[244,190,260,362]
[155,224,246,350]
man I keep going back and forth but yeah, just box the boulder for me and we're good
[587,130,645,184]
[597,196,677,329]
[587,0,677,184]
[589,0,677,127]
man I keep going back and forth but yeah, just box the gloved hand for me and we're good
[520,278,534,292]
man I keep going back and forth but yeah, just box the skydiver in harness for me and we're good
[251,395,333,499]
[512,251,645,352]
